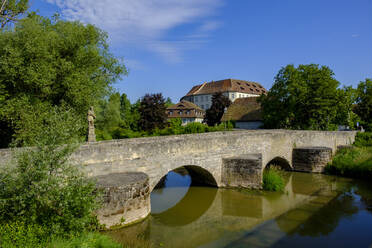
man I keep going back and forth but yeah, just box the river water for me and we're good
[108,170,372,248]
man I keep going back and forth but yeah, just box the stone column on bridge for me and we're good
[292,147,333,173]
[94,172,151,228]
[221,154,263,189]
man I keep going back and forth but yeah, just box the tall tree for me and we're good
[355,79,372,130]
[0,0,29,29]
[204,92,231,126]
[0,14,126,147]
[119,93,132,128]
[138,93,167,131]
[259,64,348,130]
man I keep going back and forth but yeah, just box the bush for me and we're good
[263,168,285,191]
[0,107,99,236]
[0,222,48,248]
[354,132,372,147]
[325,146,372,179]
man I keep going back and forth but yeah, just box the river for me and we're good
[107,169,372,248]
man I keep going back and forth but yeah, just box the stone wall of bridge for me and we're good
[0,130,357,190]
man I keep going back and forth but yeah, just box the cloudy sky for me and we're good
[32,0,372,102]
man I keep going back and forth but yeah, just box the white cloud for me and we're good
[351,34,360,38]
[45,0,223,62]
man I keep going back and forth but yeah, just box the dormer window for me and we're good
[240,87,245,90]
[237,82,241,85]
[246,83,250,86]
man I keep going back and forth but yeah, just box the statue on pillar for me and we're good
[87,106,96,142]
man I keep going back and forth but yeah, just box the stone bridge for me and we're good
[70,130,355,189]
[0,130,357,227]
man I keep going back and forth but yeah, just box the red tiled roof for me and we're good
[185,79,267,96]
[167,100,205,118]
[221,97,262,122]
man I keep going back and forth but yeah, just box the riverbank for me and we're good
[326,132,372,179]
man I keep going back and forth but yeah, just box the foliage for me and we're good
[354,79,372,131]
[0,221,48,248]
[0,14,126,147]
[204,92,231,126]
[262,168,285,191]
[259,64,355,130]
[138,93,168,131]
[325,146,372,179]
[354,132,372,147]
[165,97,174,107]
[49,232,122,248]
[0,222,123,248]
[0,107,99,236]
[0,0,29,29]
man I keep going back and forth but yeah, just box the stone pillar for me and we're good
[292,147,332,173]
[95,172,151,228]
[221,154,263,189]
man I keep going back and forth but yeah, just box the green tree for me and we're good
[0,14,126,147]
[165,97,174,107]
[203,92,231,126]
[119,93,132,129]
[259,64,348,130]
[0,0,29,29]
[0,106,98,236]
[138,93,167,131]
[355,79,372,130]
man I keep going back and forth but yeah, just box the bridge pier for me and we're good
[95,172,151,228]
[221,154,263,189]
[292,147,333,173]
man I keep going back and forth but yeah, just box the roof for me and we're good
[184,79,267,97]
[167,100,205,118]
[167,100,204,111]
[221,97,262,122]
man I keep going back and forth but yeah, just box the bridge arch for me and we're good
[153,165,218,191]
[265,156,292,171]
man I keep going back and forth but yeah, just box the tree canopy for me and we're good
[138,93,167,131]
[0,0,29,29]
[355,79,372,130]
[259,64,355,130]
[204,92,231,126]
[0,14,126,147]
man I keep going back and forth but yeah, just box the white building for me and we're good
[181,79,267,110]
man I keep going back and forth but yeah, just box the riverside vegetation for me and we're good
[326,132,372,179]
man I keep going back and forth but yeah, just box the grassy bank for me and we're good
[0,222,122,248]
[263,167,285,191]
[326,132,372,179]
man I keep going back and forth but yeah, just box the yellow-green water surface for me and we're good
[107,171,372,248]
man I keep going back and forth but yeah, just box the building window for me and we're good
[206,104,209,109]
[201,95,204,101]
[169,111,173,115]
[201,105,204,109]
[179,110,183,115]
[232,93,235,99]
[195,96,198,102]
[206,95,208,101]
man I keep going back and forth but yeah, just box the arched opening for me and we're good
[151,165,217,226]
[266,157,292,171]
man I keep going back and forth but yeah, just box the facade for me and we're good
[167,100,205,125]
[221,97,263,129]
[181,79,267,111]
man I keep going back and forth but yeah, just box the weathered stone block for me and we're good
[221,154,263,189]
[95,172,150,228]
[292,147,332,173]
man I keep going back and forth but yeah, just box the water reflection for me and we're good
[107,172,372,248]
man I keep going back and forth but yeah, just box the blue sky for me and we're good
[31,0,372,103]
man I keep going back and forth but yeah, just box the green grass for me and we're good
[325,146,372,179]
[49,232,122,248]
[262,168,285,191]
[0,222,123,248]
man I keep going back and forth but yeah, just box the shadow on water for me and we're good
[107,171,372,248]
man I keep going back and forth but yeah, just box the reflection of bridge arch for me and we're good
[265,156,292,170]
[152,165,218,227]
